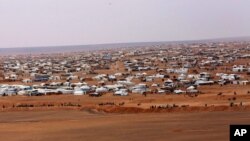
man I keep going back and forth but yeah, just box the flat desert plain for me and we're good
[0,84,250,141]
[0,110,250,141]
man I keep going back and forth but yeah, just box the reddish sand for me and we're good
[1,84,250,112]
[0,51,249,141]
[1,90,250,141]
[0,110,250,141]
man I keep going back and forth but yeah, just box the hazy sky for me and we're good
[1,0,250,48]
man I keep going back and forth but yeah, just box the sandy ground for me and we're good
[0,82,250,141]
[1,91,250,141]
[1,84,250,111]
[0,52,249,141]
[0,110,250,141]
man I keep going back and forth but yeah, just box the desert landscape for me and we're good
[0,41,250,141]
[1,110,250,141]
[1,1,250,140]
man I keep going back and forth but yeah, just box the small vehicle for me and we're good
[56,87,74,94]
[30,90,44,96]
[114,89,128,96]
[89,92,102,97]
[0,88,18,96]
[174,89,186,94]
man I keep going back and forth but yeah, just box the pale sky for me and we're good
[1,0,250,48]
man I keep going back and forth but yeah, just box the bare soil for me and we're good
[0,110,249,141]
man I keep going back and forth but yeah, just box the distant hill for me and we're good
[0,36,250,55]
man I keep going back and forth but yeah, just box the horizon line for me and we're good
[1,35,250,49]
